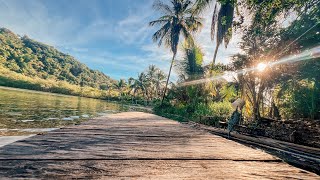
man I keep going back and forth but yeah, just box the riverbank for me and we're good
[0,87,127,136]
[0,67,154,106]
[0,66,112,99]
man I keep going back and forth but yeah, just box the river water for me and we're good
[0,86,127,135]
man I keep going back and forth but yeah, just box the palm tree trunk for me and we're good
[211,43,220,68]
[161,53,176,105]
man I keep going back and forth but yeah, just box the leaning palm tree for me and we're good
[193,0,236,65]
[149,0,203,105]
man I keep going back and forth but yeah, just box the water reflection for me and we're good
[0,87,126,135]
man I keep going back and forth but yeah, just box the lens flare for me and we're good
[257,63,267,72]
[178,45,320,87]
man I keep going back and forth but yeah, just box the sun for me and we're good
[257,62,267,72]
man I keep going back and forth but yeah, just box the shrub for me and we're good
[193,101,233,125]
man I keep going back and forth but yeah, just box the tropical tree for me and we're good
[128,77,137,104]
[192,0,316,65]
[154,68,166,99]
[178,39,204,81]
[115,79,127,101]
[145,65,157,100]
[202,63,229,103]
[193,0,237,65]
[247,0,318,28]
[149,0,203,105]
[145,65,167,100]
[175,40,205,110]
[271,2,320,119]
[130,72,148,104]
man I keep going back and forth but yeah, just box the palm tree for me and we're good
[129,73,148,105]
[115,79,127,101]
[146,65,157,99]
[193,0,236,65]
[177,39,205,108]
[128,77,136,104]
[149,0,203,105]
[178,39,204,80]
[154,69,166,99]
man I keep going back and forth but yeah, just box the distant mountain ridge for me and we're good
[0,28,115,89]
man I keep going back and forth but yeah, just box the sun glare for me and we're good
[257,62,267,72]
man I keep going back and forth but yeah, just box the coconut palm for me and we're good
[115,79,127,101]
[129,73,149,105]
[149,0,203,104]
[193,0,236,65]
[154,69,166,99]
[178,39,204,81]
[146,65,158,99]
[128,77,137,104]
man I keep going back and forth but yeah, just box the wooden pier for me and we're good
[0,112,318,179]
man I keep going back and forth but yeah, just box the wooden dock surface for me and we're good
[0,112,318,179]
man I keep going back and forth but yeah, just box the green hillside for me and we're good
[0,28,115,89]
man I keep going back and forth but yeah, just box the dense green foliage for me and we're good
[0,28,115,89]
[230,0,320,120]
[113,65,167,105]
[152,0,320,123]
[0,65,110,98]
[153,39,236,122]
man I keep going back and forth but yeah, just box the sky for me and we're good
[0,0,240,81]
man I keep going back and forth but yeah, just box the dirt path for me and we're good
[0,112,318,179]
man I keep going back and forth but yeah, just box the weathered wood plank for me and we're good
[0,160,316,179]
[0,112,318,179]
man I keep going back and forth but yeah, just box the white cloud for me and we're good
[0,0,83,46]
[115,1,155,45]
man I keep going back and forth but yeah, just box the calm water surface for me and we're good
[0,87,127,135]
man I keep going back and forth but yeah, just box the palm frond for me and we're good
[211,4,217,40]
[179,40,204,80]
[185,16,203,32]
[149,19,168,26]
[212,1,235,64]
[170,25,180,54]
[220,2,234,47]
[152,22,171,47]
[192,0,213,15]
[181,25,193,43]
[153,0,174,15]
[182,0,192,12]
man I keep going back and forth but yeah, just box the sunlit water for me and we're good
[0,86,127,136]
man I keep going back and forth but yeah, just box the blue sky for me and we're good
[0,0,240,81]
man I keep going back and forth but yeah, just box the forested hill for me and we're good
[0,28,115,89]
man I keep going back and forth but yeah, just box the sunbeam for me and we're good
[179,45,320,87]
